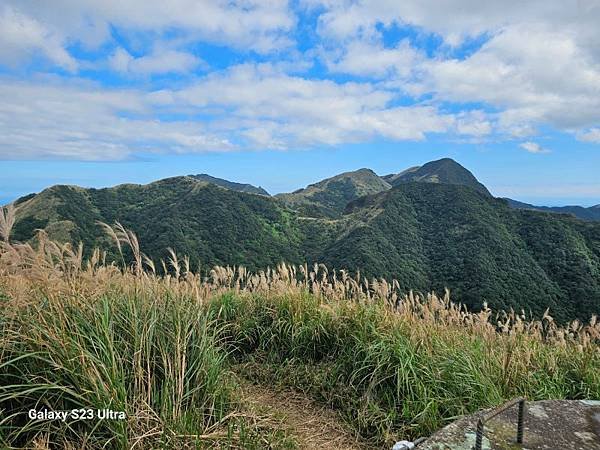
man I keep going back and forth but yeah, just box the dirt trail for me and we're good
[239,380,371,450]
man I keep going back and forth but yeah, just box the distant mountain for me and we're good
[505,198,600,221]
[279,158,491,217]
[275,168,391,218]
[190,174,269,196]
[386,158,492,196]
[381,166,420,184]
[325,183,600,321]
[7,160,600,322]
[11,177,299,270]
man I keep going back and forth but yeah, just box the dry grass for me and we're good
[2,225,598,352]
[238,378,368,450]
[1,225,599,447]
[0,204,15,243]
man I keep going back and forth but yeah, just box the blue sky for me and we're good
[1,1,599,206]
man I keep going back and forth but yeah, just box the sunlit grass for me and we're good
[209,291,600,444]
[0,224,598,447]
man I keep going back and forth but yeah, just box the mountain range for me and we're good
[6,158,600,321]
[504,198,600,221]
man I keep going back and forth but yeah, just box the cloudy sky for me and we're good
[1,0,599,205]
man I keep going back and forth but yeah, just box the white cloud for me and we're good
[519,141,550,154]
[308,1,600,142]
[417,25,600,134]
[1,0,295,62]
[108,48,132,73]
[308,1,600,49]
[0,65,463,160]
[109,47,203,75]
[323,39,420,79]
[171,64,454,147]
[0,5,77,71]
[0,0,295,73]
[2,0,600,158]
[455,111,492,137]
[0,79,235,160]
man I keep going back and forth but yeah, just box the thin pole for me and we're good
[517,399,525,444]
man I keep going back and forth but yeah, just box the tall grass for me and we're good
[211,292,600,444]
[0,204,15,244]
[1,227,599,447]
[0,288,234,448]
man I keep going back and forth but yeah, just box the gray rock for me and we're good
[418,400,600,449]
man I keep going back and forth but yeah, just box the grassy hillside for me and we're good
[387,158,491,196]
[1,235,599,448]
[276,168,391,218]
[190,174,270,196]
[6,162,600,321]
[12,177,304,271]
[318,183,600,321]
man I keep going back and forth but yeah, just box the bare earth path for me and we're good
[238,380,371,450]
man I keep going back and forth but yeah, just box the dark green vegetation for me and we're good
[11,177,303,272]
[506,198,600,221]
[383,157,491,196]
[7,159,600,321]
[275,168,391,218]
[191,173,270,196]
[324,183,600,321]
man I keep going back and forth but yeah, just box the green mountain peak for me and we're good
[7,160,600,322]
[189,174,269,196]
[387,158,491,196]
[276,168,391,218]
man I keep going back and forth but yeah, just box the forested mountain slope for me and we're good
[317,183,600,321]
[385,157,491,195]
[7,161,600,321]
[275,168,391,218]
[11,177,303,270]
[190,174,270,196]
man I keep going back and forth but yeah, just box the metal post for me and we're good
[471,397,526,450]
[516,398,525,444]
[474,419,484,450]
